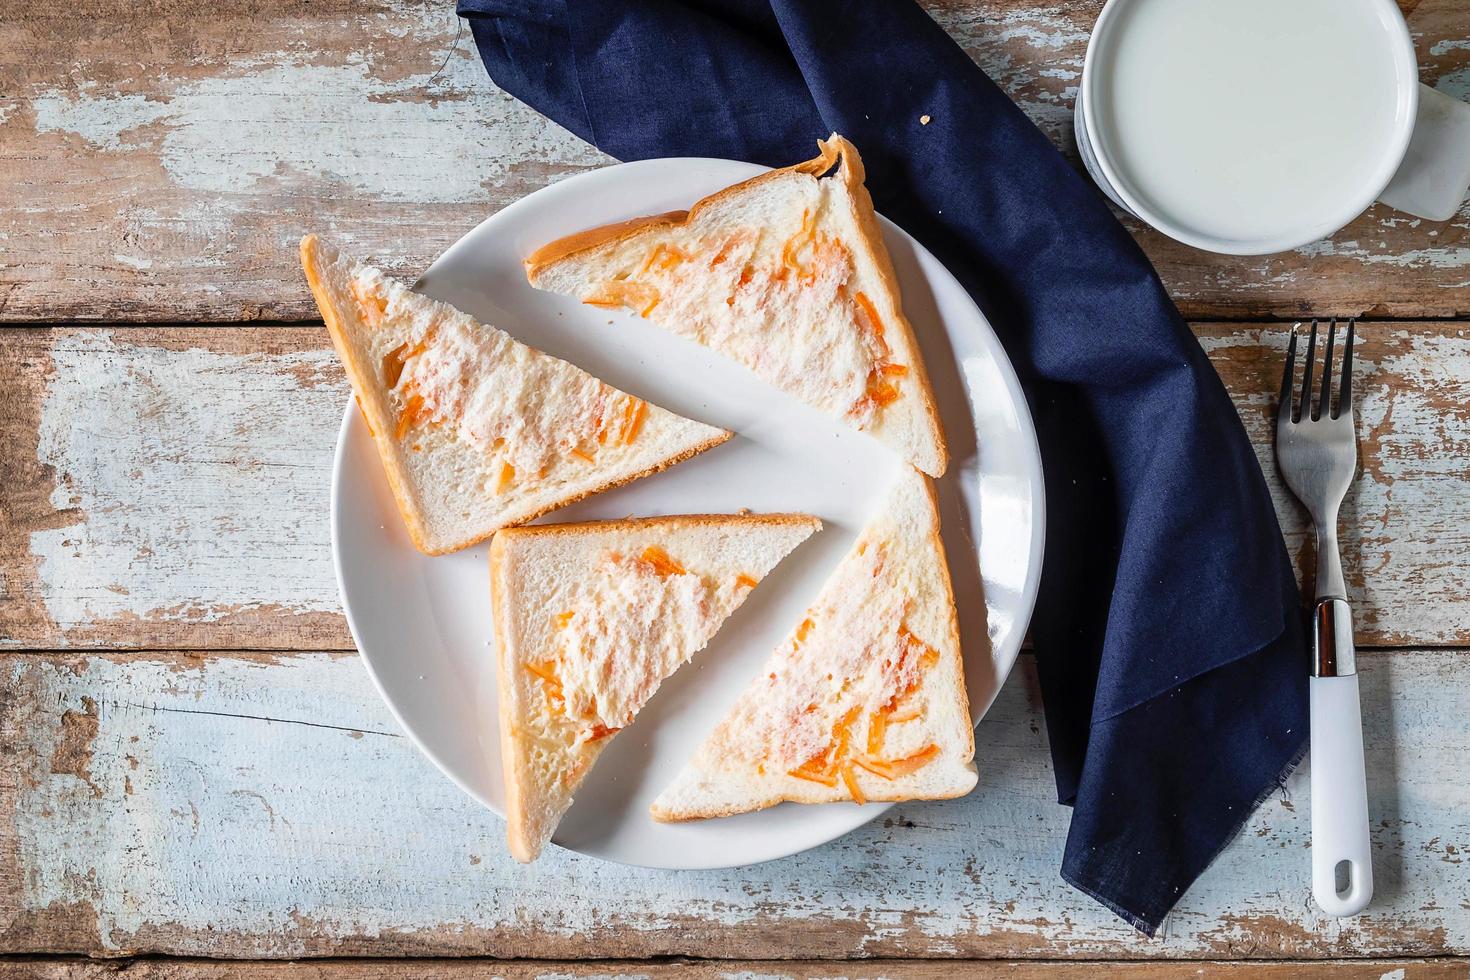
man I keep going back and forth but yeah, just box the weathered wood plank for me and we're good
[1202,324,1470,648]
[1,650,1465,959]
[0,329,350,650]
[2,0,1469,322]
[0,958,1466,979]
[2,324,1466,650]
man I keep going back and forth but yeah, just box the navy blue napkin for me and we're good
[457,0,1308,933]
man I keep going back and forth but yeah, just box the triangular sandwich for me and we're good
[524,135,947,477]
[302,234,731,554]
[651,469,974,820]
[490,512,821,860]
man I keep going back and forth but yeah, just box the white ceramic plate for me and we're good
[331,158,1045,869]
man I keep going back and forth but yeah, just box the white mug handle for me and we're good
[1378,84,1470,221]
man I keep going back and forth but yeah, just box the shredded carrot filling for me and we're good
[524,661,566,716]
[495,461,515,493]
[847,290,908,416]
[839,764,866,805]
[554,610,574,630]
[395,391,428,439]
[594,399,611,445]
[736,573,759,589]
[524,661,560,686]
[778,623,945,798]
[866,378,902,407]
[852,291,891,360]
[898,625,941,669]
[382,343,409,389]
[640,243,688,275]
[585,281,660,315]
[622,399,648,444]
[781,208,818,278]
[788,764,839,787]
[882,744,941,776]
[849,755,892,779]
[832,705,861,758]
[587,724,621,741]
[570,446,595,463]
[639,545,686,578]
[350,281,388,325]
[866,711,888,756]
[710,235,741,267]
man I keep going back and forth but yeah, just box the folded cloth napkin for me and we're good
[457,0,1308,933]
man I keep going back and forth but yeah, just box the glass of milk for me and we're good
[1076,0,1470,254]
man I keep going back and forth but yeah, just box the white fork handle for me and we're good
[1310,674,1373,917]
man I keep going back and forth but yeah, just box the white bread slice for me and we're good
[490,512,821,861]
[302,234,731,555]
[651,469,975,821]
[525,135,948,478]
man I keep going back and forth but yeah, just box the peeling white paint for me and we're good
[1430,38,1470,55]
[928,6,1086,141]
[113,253,153,270]
[31,93,172,149]
[987,9,1091,51]
[30,333,343,634]
[1293,236,1470,271]
[9,652,1469,957]
[1438,67,1470,103]
[27,49,604,204]
[1200,326,1470,644]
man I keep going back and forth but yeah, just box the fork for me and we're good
[1275,317,1371,918]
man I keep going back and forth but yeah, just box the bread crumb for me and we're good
[920,114,932,125]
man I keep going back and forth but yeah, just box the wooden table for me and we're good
[2,0,1468,975]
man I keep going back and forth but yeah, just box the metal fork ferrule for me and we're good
[1312,597,1356,677]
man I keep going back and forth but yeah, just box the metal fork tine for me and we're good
[1280,322,1300,418]
[1319,317,1337,421]
[1299,318,1318,423]
[1338,317,1355,417]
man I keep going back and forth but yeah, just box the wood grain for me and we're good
[2,324,1466,651]
[0,328,350,650]
[3,0,1470,323]
[2,649,1466,959]
[0,959,1466,979]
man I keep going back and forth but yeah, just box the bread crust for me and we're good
[523,136,948,477]
[494,511,821,542]
[302,233,436,553]
[301,234,734,556]
[651,778,976,823]
[488,531,539,861]
[912,472,974,762]
[524,210,690,271]
[827,139,949,478]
